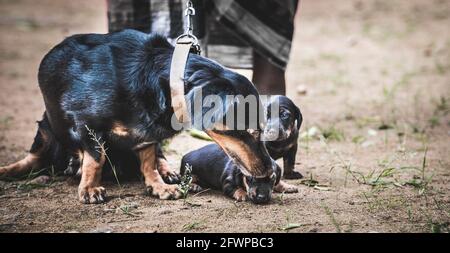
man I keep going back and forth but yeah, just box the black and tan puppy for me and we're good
[264,95,303,179]
[0,30,277,204]
[181,144,297,204]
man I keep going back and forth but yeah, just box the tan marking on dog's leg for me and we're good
[78,150,106,204]
[0,125,50,179]
[274,180,298,193]
[0,154,40,178]
[138,145,182,200]
[233,188,248,202]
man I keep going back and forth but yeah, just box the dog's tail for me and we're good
[0,112,69,179]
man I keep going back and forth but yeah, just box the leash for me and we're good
[170,0,201,124]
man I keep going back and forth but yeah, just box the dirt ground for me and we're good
[0,0,449,233]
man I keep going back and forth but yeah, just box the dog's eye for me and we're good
[280,111,290,120]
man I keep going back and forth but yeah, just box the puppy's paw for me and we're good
[147,183,182,200]
[78,186,107,204]
[283,171,303,180]
[233,188,248,202]
[274,181,298,193]
[189,183,204,193]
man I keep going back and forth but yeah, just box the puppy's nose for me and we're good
[254,194,270,204]
[264,128,278,140]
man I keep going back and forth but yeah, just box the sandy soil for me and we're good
[0,0,449,233]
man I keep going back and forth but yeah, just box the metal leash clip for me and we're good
[176,0,201,54]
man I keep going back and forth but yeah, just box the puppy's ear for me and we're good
[294,105,303,130]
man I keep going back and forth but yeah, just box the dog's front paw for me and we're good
[274,181,298,193]
[146,183,182,200]
[157,159,181,184]
[233,188,248,202]
[78,186,107,204]
[283,171,303,180]
[161,171,181,185]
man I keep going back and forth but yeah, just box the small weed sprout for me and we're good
[322,203,341,233]
[16,167,48,192]
[279,211,301,232]
[118,203,140,217]
[182,221,202,231]
[320,126,345,141]
[278,192,285,205]
[85,125,121,188]
[404,147,434,195]
[180,163,193,199]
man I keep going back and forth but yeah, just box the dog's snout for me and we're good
[252,193,270,204]
[267,128,276,136]
[248,186,272,204]
[257,193,267,201]
[263,127,279,141]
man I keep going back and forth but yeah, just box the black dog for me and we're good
[181,144,298,204]
[0,30,278,204]
[264,95,303,179]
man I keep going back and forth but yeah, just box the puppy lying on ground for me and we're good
[181,144,298,204]
[180,95,302,204]
[263,95,303,179]
[0,30,278,204]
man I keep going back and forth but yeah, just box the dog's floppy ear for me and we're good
[294,104,303,130]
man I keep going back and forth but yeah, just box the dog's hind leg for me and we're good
[156,143,181,184]
[138,144,182,200]
[0,154,40,179]
[0,116,52,179]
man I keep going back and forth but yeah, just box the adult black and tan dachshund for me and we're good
[0,30,278,204]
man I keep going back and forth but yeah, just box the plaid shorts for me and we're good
[107,0,298,70]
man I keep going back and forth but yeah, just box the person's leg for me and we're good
[252,51,286,95]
